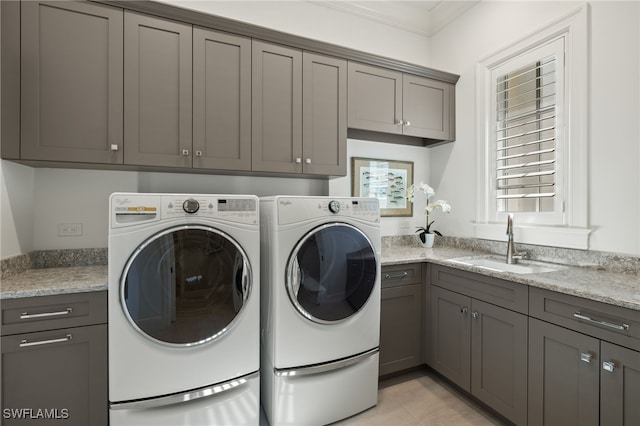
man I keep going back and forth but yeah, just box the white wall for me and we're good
[0,161,35,258]
[329,139,432,237]
[428,1,640,256]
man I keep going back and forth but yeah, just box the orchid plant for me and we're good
[406,182,452,243]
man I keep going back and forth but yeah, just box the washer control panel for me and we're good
[328,200,341,214]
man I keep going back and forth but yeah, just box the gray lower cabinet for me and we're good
[124,11,193,168]
[379,263,423,376]
[0,292,108,426]
[429,265,528,425]
[529,287,640,426]
[348,62,454,141]
[20,1,123,164]
[193,27,252,171]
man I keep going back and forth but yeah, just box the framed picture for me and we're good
[351,157,413,217]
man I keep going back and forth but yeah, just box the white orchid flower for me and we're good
[405,183,452,237]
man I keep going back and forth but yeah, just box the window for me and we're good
[491,37,564,226]
[475,5,589,249]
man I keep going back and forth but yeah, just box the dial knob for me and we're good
[182,199,200,214]
[328,200,340,214]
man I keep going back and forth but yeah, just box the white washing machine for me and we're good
[260,196,381,425]
[108,193,260,425]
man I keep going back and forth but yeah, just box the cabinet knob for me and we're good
[602,361,616,372]
[305,158,311,164]
[403,120,411,126]
[471,311,479,319]
[461,307,468,314]
[395,119,403,126]
[110,144,119,151]
[181,149,190,156]
[195,150,203,157]
[295,158,302,164]
[580,352,593,363]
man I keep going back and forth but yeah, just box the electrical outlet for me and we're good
[58,223,83,237]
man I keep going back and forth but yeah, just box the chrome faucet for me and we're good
[506,215,527,264]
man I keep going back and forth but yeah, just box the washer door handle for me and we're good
[289,257,302,297]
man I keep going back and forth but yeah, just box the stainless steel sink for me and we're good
[447,256,562,274]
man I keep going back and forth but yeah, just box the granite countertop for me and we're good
[1,246,638,312]
[0,265,108,299]
[383,246,640,312]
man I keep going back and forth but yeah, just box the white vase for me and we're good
[421,233,435,248]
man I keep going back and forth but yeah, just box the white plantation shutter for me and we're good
[490,37,565,219]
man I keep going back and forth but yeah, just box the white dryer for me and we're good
[108,193,260,425]
[260,196,381,425]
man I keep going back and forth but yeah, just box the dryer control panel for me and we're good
[276,197,379,225]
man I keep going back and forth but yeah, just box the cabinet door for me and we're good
[302,53,347,176]
[193,28,251,171]
[600,341,640,426]
[20,1,123,164]
[380,284,422,376]
[471,299,528,425]
[402,75,453,140]
[124,12,192,168]
[347,62,402,134]
[430,286,471,391]
[1,324,108,426]
[528,318,599,426]
[252,41,302,173]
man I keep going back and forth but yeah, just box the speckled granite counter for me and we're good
[382,245,640,312]
[1,244,638,312]
[1,265,107,299]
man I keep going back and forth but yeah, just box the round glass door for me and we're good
[121,225,251,346]
[286,223,377,324]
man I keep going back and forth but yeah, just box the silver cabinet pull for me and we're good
[305,158,311,164]
[602,361,616,372]
[20,307,72,320]
[573,312,630,331]
[110,144,119,151]
[471,311,479,319]
[181,149,189,156]
[580,352,593,363]
[20,334,72,348]
[395,119,403,126]
[461,307,468,314]
[403,120,411,126]
[384,272,408,280]
[295,158,302,164]
[195,150,203,157]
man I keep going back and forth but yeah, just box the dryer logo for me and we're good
[279,200,293,207]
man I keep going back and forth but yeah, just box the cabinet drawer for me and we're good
[381,263,422,288]
[1,291,107,336]
[530,287,640,351]
[429,264,528,314]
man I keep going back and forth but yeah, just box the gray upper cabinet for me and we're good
[348,62,455,142]
[402,75,453,140]
[20,1,123,164]
[348,62,402,134]
[193,28,251,171]
[124,12,193,168]
[252,41,303,174]
[302,53,347,176]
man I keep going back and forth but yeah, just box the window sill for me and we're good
[473,223,591,250]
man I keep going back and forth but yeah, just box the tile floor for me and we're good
[332,368,508,426]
